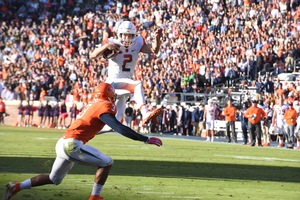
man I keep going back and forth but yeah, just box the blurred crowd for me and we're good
[0,0,299,104]
[1,0,300,148]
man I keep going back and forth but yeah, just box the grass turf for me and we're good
[0,126,299,200]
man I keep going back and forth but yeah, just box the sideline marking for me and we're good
[215,154,300,162]
[35,137,59,140]
[160,196,201,199]
[138,191,175,194]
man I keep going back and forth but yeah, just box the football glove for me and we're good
[146,137,162,147]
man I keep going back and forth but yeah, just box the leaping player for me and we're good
[90,20,163,127]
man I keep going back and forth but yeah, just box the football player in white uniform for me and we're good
[90,21,162,128]
[272,98,288,147]
[203,99,217,142]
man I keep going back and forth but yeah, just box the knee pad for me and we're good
[102,156,114,167]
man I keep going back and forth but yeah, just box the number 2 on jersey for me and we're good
[122,54,132,71]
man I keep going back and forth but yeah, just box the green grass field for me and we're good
[0,126,299,200]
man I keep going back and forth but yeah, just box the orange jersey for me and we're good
[284,108,297,125]
[244,106,266,124]
[223,105,237,122]
[63,100,117,144]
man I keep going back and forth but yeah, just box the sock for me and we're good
[91,183,103,196]
[297,139,300,147]
[20,179,31,189]
[279,136,283,144]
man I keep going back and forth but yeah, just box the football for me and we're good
[103,49,119,59]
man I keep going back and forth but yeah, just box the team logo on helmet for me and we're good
[93,83,116,102]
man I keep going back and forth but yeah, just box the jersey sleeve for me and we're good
[93,101,117,118]
[108,38,122,46]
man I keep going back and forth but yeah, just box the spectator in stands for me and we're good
[1,85,14,100]
[275,83,285,99]
[265,76,275,96]
[244,100,267,147]
[223,99,237,143]
[255,77,265,100]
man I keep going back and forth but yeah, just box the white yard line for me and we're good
[160,195,202,199]
[215,154,300,162]
[138,191,175,195]
[34,137,59,140]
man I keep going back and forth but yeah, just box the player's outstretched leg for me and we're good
[2,182,20,200]
[142,107,163,126]
[89,195,104,200]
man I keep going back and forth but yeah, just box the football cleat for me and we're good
[142,107,162,125]
[263,143,270,146]
[89,195,104,200]
[2,182,20,200]
[277,143,284,148]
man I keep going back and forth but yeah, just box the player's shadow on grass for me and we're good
[0,157,299,183]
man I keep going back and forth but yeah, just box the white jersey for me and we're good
[205,104,216,121]
[274,104,288,126]
[107,36,145,79]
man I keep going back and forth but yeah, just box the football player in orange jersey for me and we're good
[3,83,162,200]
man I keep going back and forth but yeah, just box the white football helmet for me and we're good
[117,21,137,47]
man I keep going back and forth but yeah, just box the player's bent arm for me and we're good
[140,41,162,54]
[140,29,162,54]
[100,113,162,146]
[100,113,148,142]
[90,43,120,59]
[90,44,109,59]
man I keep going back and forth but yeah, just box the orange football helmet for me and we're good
[93,83,116,102]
